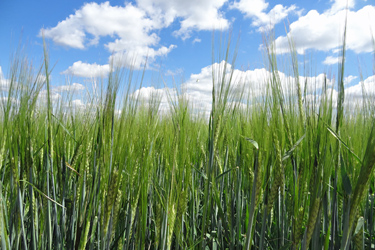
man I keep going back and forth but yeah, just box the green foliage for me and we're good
[1,29,375,250]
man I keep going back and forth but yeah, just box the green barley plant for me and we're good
[1,19,375,250]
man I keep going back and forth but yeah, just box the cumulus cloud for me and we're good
[131,86,174,114]
[130,62,231,116]
[0,97,19,106]
[274,5,375,54]
[71,99,86,109]
[344,75,357,86]
[109,44,177,69]
[1,67,51,93]
[0,66,10,91]
[136,0,229,39]
[133,86,166,100]
[130,61,337,118]
[38,90,62,104]
[337,74,375,110]
[42,1,176,69]
[61,61,110,78]
[40,22,85,49]
[230,0,298,31]
[59,99,89,114]
[42,0,230,54]
[326,0,355,15]
[42,2,159,49]
[346,75,375,98]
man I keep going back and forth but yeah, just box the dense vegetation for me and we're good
[1,30,375,250]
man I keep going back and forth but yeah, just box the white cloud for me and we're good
[109,44,176,69]
[129,61,300,116]
[42,1,176,68]
[165,68,184,76]
[340,74,374,110]
[40,21,86,49]
[303,74,374,111]
[35,74,54,85]
[0,66,10,91]
[130,62,231,116]
[133,86,169,102]
[131,86,174,114]
[41,0,229,55]
[230,0,298,31]
[326,0,355,15]
[55,83,85,92]
[1,67,51,92]
[344,75,357,86]
[136,0,229,39]
[38,90,62,106]
[274,5,375,54]
[131,61,339,117]
[61,61,110,78]
[345,75,375,97]
[35,75,46,83]
[323,55,343,65]
[41,2,159,49]
[0,97,20,109]
[59,99,88,114]
[192,38,201,44]
[71,99,86,109]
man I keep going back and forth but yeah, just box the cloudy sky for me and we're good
[0,0,374,113]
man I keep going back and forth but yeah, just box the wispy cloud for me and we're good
[192,38,201,44]
[322,55,342,65]
[165,68,184,76]
[55,82,85,92]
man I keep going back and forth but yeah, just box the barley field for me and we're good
[1,31,375,250]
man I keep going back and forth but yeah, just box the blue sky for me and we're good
[0,0,374,113]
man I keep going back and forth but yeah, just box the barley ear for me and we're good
[267,132,283,215]
[103,168,118,236]
[78,220,90,250]
[167,203,177,249]
[305,197,321,247]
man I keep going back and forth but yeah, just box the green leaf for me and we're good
[19,180,65,209]
[322,120,362,164]
[341,169,352,195]
[52,114,78,143]
[282,133,305,162]
[243,137,259,150]
[192,165,208,180]
[215,167,236,180]
[340,154,352,195]
[354,217,364,236]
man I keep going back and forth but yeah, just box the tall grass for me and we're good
[1,28,375,250]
